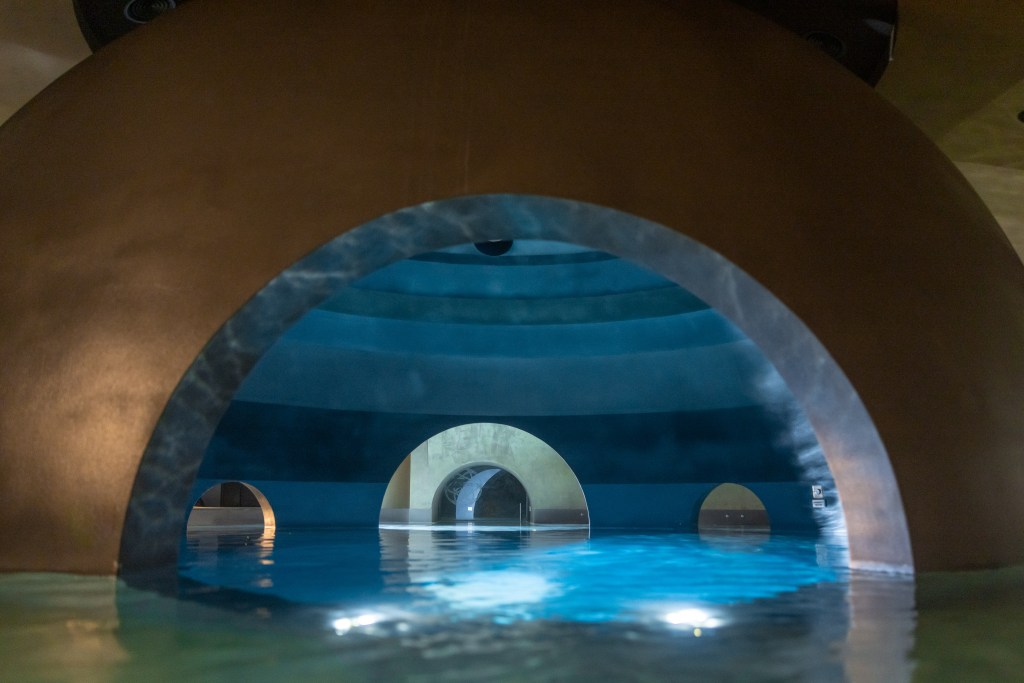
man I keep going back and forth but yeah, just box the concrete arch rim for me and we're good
[118,193,912,577]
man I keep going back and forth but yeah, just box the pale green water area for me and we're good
[1,529,1023,682]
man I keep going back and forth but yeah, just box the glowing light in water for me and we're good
[183,530,846,627]
[424,570,559,610]
[331,612,386,635]
[663,607,723,629]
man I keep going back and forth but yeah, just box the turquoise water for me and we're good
[180,528,847,621]
[2,528,1023,681]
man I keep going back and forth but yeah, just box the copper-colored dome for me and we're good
[1,0,1022,573]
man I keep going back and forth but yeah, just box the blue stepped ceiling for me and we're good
[195,240,838,533]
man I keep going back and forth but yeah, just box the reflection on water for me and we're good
[0,573,127,683]
[11,528,1024,681]
[168,527,908,681]
[180,527,847,617]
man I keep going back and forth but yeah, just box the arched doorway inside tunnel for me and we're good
[435,466,530,525]
[122,195,909,577]
[380,423,590,528]
[698,483,770,536]
[186,481,276,532]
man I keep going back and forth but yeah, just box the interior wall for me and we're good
[380,455,411,512]
[193,245,834,536]
[197,403,827,532]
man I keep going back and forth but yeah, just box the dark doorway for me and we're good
[435,466,530,525]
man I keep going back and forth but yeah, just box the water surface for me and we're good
[2,528,1022,681]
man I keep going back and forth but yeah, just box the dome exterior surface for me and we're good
[1,0,1023,573]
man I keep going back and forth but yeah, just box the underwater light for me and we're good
[331,611,385,635]
[425,570,559,610]
[662,607,723,629]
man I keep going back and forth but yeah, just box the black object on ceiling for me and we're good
[73,1,897,85]
[474,240,515,256]
[726,0,897,85]
[73,0,186,51]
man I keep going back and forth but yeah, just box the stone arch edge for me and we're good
[117,194,912,577]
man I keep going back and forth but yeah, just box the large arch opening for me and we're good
[171,236,839,540]
[120,195,909,577]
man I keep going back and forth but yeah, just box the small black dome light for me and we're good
[125,0,177,24]
[475,240,514,256]
[804,31,847,60]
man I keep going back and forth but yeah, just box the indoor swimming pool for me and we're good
[2,528,1022,682]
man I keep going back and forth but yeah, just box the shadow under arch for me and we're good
[119,194,911,577]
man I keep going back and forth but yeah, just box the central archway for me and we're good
[120,195,911,575]
[380,423,590,528]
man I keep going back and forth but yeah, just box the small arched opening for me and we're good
[186,481,276,532]
[435,465,531,525]
[698,483,770,536]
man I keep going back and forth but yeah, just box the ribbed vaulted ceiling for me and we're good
[234,240,789,418]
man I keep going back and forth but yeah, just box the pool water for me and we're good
[2,528,1023,682]
[181,528,847,621]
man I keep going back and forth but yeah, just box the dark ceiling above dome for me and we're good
[73,0,896,84]
[726,0,897,85]
[73,0,187,51]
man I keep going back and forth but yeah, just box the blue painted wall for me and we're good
[195,404,826,533]
[190,242,836,536]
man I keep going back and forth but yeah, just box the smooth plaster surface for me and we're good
[1,0,1023,573]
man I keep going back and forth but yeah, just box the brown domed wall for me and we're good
[1,0,1022,574]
